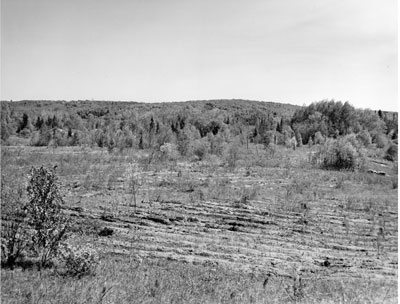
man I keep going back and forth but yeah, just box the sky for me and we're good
[1,0,398,111]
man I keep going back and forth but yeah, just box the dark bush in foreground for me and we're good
[1,220,28,269]
[1,181,28,268]
[1,166,71,269]
[60,243,99,278]
[26,166,70,269]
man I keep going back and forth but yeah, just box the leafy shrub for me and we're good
[189,138,210,161]
[385,144,398,161]
[1,166,70,269]
[25,166,69,269]
[262,131,276,147]
[343,133,362,150]
[356,130,372,147]
[1,219,28,269]
[224,140,240,169]
[207,133,224,156]
[19,128,31,138]
[265,143,277,158]
[307,137,313,147]
[392,176,398,189]
[60,243,99,277]
[285,270,306,301]
[275,132,285,145]
[375,133,388,148]
[106,136,117,153]
[234,185,259,207]
[285,137,297,150]
[314,131,324,144]
[294,130,303,147]
[30,129,53,146]
[319,137,365,171]
[1,180,28,268]
[159,143,180,161]
[325,141,356,170]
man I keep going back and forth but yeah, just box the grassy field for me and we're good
[1,144,397,303]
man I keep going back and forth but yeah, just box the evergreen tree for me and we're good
[138,131,144,149]
[17,113,29,133]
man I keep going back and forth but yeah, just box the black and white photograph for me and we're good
[1,0,398,303]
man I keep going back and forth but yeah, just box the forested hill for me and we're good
[1,99,299,144]
[1,99,300,119]
[0,99,397,151]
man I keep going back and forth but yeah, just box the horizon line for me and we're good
[1,98,397,112]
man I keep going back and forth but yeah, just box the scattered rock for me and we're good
[322,259,330,267]
[263,273,273,288]
[146,215,171,225]
[229,225,239,232]
[100,214,115,222]
[367,169,386,176]
[187,217,199,223]
[71,206,84,213]
[98,227,114,237]
[300,202,308,210]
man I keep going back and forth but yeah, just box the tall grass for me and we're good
[1,256,396,304]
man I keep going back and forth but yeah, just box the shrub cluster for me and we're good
[319,136,366,171]
[356,130,372,147]
[385,144,398,161]
[25,166,69,269]
[224,140,240,169]
[1,166,99,277]
[189,138,210,161]
[60,243,99,277]
[159,143,180,161]
[1,180,27,268]
[375,133,389,148]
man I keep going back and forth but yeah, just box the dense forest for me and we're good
[0,99,397,160]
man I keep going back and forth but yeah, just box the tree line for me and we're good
[1,99,397,157]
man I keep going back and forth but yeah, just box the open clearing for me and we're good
[1,145,398,303]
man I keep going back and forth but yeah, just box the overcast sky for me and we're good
[1,0,397,111]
